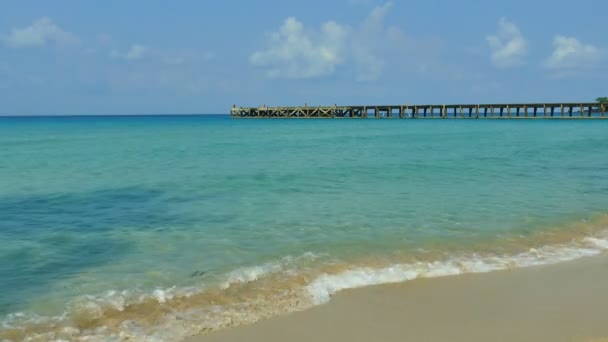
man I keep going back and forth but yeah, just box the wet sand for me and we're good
[186,255,608,342]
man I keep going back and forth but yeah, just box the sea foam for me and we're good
[2,236,608,342]
[306,235,608,304]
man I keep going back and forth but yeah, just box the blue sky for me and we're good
[0,0,606,115]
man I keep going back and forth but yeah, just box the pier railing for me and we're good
[230,103,606,119]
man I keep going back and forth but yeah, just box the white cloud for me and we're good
[544,35,606,70]
[2,17,77,48]
[250,2,406,81]
[352,2,392,81]
[249,17,349,79]
[486,18,527,68]
[111,44,148,61]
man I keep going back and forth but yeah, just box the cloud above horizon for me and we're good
[111,44,148,61]
[249,17,349,79]
[352,2,392,81]
[486,18,527,68]
[1,17,78,48]
[249,2,411,81]
[544,35,606,74]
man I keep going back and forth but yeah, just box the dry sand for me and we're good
[186,255,608,342]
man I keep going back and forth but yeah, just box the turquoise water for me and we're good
[1,116,608,340]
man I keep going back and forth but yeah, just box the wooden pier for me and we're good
[230,103,606,119]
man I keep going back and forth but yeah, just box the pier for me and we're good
[230,103,606,119]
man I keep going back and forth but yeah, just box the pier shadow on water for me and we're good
[0,186,195,315]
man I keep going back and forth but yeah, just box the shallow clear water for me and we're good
[1,115,608,340]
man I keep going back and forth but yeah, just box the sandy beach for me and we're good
[187,255,608,342]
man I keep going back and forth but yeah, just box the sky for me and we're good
[0,0,606,115]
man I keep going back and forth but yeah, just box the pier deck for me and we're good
[230,103,606,119]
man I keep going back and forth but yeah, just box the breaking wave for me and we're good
[2,224,608,342]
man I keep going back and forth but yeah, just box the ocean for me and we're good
[1,115,608,341]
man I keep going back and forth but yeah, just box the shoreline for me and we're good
[3,221,608,341]
[187,254,608,342]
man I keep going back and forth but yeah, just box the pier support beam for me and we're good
[580,104,584,118]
